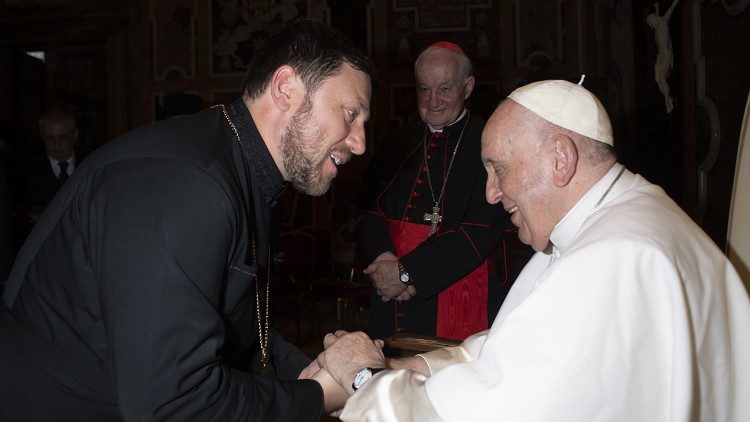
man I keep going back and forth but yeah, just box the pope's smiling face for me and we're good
[482,101,558,252]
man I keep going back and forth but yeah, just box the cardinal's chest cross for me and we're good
[423,206,442,235]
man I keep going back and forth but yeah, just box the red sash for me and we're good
[387,219,488,340]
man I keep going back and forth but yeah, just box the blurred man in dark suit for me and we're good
[23,108,83,209]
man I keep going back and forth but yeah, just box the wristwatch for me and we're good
[397,261,412,285]
[352,367,386,391]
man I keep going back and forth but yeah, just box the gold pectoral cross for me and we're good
[423,206,442,235]
[261,358,275,377]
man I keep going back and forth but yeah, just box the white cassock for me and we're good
[341,164,750,422]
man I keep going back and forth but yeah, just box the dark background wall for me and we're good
[0,0,748,269]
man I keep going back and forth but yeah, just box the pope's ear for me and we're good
[552,134,578,187]
[268,65,299,112]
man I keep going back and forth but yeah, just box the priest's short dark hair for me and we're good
[242,18,376,100]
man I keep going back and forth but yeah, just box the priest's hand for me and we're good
[298,356,350,415]
[311,367,350,415]
[317,330,386,395]
[297,359,320,380]
[364,257,408,301]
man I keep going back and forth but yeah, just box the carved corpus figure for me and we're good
[646,0,680,113]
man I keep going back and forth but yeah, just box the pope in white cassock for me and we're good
[316,78,750,421]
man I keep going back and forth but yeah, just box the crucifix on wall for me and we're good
[646,0,680,114]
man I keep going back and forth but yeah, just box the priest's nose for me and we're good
[347,122,366,156]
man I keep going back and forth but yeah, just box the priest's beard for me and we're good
[281,96,332,196]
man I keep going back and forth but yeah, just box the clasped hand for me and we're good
[298,330,386,414]
[364,251,417,302]
[317,330,386,394]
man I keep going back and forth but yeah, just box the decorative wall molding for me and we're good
[388,82,418,127]
[692,0,723,218]
[386,0,502,68]
[719,0,750,15]
[512,0,565,66]
[150,0,196,81]
[392,0,492,32]
[0,1,130,44]
[366,0,375,57]
[209,89,242,106]
[209,0,308,77]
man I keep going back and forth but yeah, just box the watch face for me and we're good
[400,273,409,282]
[353,368,373,389]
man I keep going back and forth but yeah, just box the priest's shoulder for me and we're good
[116,108,224,151]
[84,108,230,170]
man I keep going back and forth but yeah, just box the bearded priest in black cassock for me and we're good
[0,20,371,420]
[354,42,509,341]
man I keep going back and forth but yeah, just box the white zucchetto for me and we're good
[508,77,614,146]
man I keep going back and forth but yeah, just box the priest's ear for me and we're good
[268,65,305,113]
[552,134,578,187]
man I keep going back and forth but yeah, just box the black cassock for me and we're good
[0,101,322,421]
[354,112,510,340]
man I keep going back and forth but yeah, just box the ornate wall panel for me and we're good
[325,0,372,56]
[512,0,564,66]
[386,0,502,68]
[389,83,420,128]
[209,89,242,106]
[210,0,308,76]
[150,0,196,80]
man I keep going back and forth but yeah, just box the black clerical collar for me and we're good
[227,98,286,204]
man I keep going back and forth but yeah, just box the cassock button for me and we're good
[395,327,405,333]
[411,191,420,197]
[430,142,438,148]
[396,312,405,319]
[404,216,411,222]
[416,178,423,184]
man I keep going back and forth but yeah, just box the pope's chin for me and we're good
[521,230,550,252]
[516,229,531,247]
[514,219,542,251]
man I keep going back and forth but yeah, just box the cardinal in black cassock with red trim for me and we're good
[354,42,509,341]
